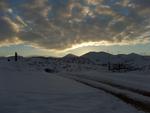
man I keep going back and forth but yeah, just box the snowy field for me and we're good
[67,71,150,95]
[0,57,149,113]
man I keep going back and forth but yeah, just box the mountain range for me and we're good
[1,52,150,72]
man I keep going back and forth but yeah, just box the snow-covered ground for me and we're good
[0,58,146,113]
[61,70,150,112]
[68,71,150,95]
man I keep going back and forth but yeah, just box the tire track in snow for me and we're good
[62,74,150,113]
[96,80,150,97]
[69,74,150,97]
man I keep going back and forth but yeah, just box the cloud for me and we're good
[0,0,8,11]
[0,16,19,39]
[0,0,150,51]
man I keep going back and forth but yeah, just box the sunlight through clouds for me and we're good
[0,0,150,55]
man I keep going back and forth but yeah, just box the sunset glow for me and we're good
[0,0,150,56]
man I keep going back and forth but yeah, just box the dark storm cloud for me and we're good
[0,0,150,50]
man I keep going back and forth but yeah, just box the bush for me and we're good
[44,68,57,73]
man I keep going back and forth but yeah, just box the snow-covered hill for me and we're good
[0,53,150,113]
[1,52,150,73]
[0,58,146,113]
[81,52,150,71]
[0,56,99,73]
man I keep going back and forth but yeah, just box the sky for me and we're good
[0,0,150,57]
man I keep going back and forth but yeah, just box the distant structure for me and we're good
[107,52,111,71]
[15,52,18,62]
[108,62,111,71]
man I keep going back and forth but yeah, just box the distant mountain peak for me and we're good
[128,53,139,56]
[127,53,141,57]
[82,51,112,57]
[64,54,78,58]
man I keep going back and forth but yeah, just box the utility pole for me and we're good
[107,50,111,71]
[15,52,18,62]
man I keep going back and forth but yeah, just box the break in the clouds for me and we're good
[0,0,150,50]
